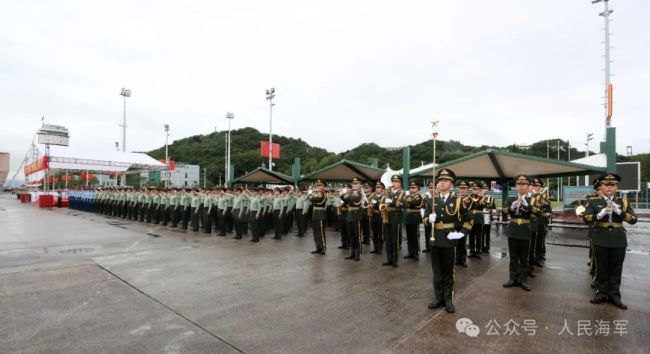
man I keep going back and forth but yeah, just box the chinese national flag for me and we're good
[260,141,280,159]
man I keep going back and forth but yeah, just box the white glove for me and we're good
[521,198,529,207]
[405,191,410,196]
[307,188,313,195]
[511,201,520,211]
[429,213,436,222]
[342,188,348,194]
[385,198,393,203]
[425,192,432,198]
[420,209,425,218]
[372,200,378,205]
[597,208,609,219]
[612,203,622,215]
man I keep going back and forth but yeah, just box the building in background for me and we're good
[148,163,200,188]
[0,152,9,187]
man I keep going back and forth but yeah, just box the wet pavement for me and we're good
[1,193,648,353]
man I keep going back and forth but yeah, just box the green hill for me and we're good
[148,127,645,185]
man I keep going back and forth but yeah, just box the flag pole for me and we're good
[430,120,439,241]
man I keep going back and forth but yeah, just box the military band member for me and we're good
[502,175,540,291]
[308,180,328,255]
[582,173,636,309]
[584,181,603,277]
[369,181,385,254]
[361,182,373,245]
[423,168,468,313]
[455,181,472,267]
[529,178,552,271]
[468,181,485,259]
[382,174,406,268]
[481,182,496,252]
[335,189,348,249]
[341,177,365,261]
[404,181,424,260]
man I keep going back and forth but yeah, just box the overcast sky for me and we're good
[1,0,648,180]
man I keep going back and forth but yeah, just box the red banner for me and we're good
[158,159,176,171]
[47,176,58,183]
[24,156,48,176]
[109,171,123,177]
[81,172,95,181]
[260,141,280,159]
[61,175,72,182]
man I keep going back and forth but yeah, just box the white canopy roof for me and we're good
[46,145,165,173]
[570,153,606,168]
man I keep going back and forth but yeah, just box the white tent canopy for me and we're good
[46,145,165,173]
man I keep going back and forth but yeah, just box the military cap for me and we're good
[363,181,372,188]
[457,180,469,188]
[594,173,621,187]
[436,168,456,182]
[409,181,419,189]
[316,179,326,186]
[514,175,531,185]
[427,181,435,188]
[533,178,544,187]
[470,181,481,189]
[481,181,490,190]
[375,181,385,188]
[352,177,362,184]
[391,174,402,183]
[346,183,353,188]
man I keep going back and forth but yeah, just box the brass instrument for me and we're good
[379,190,390,224]
[575,205,586,217]
[606,191,614,229]
[515,194,525,216]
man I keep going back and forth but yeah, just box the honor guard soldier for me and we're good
[369,181,385,254]
[203,190,214,234]
[308,180,328,255]
[341,177,366,261]
[481,182,496,252]
[404,181,424,260]
[181,188,192,230]
[502,175,540,291]
[248,188,261,242]
[272,188,283,239]
[422,181,436,254]
[381,174,406,268]
[294,190,307,237]
[190,189,201,232]
[423,168,469,314]
[160,190,169,226]
[170,189,179,227]
[582,173,637,309]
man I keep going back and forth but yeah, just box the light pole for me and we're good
[265,88,276,171]
[225,112,234,186]
[119,87,131,186]
[592,0,613,129]
[164,124,170,188]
